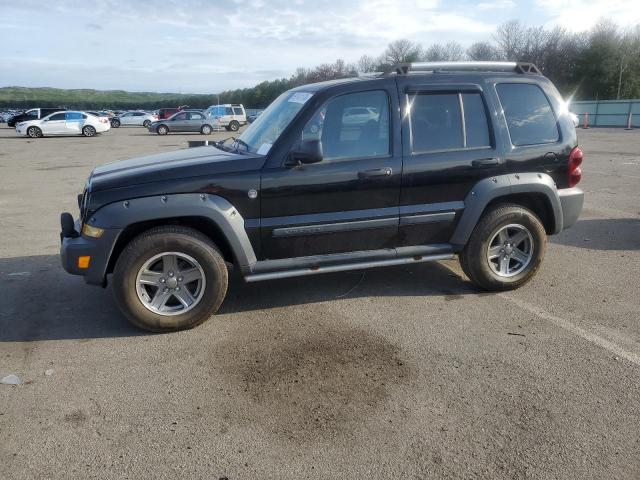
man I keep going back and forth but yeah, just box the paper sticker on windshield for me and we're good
[288,92,313,104]
[257,143,272,155]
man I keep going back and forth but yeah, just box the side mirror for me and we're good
[289,139,323,165]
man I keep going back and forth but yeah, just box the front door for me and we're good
[396,80,506,246]
[170,112,189,131]
[41,112,67,135]
[260,84,402,259]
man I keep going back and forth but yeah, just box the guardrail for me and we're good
[570,99,640,129]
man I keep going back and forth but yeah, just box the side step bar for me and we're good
[244,252,454,282]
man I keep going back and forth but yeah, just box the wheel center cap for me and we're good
[166,277,178,288]
[504,245,514,255]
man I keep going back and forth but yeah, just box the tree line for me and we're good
[2,19,638,110]
[217,19,640,108]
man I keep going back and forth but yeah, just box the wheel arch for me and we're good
[106,216,236,275]
[89,193,257,279]
[450,173,563,248]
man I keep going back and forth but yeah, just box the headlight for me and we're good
[81,223,104,238]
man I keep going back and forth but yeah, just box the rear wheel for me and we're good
[228,120,240,132]
[112,226,228,332]
[82,125,96,137]
[157,125,168,135]
[459,204,546,291]
[27,126,42,138]
[201,124,212,135]
[143,120,151,127]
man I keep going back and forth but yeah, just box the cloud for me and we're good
[85,23,102,30]
[535,0,640,31]
[478,0,515,10]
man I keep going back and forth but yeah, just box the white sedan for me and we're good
[110,111,157,128]
[15,111,110,138]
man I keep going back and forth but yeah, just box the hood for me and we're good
[89,146,264,192]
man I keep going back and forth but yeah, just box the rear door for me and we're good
[64,112,85,135]
[396,79,505,246]
[260,82,402,259]
[188,112,206,131]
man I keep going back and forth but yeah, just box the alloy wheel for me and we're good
[486,224,534,277]
[135,252,206,316]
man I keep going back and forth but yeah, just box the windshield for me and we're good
[235,91,313,154]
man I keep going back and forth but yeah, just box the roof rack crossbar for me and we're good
[391,61,541,75]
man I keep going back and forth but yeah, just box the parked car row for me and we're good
[4,104,252,138]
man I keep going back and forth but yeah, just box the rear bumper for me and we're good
[558,187,584,231]
[60,217,121,286]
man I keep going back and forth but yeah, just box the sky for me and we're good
[1,0,639,93]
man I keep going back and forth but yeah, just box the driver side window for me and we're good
[301,90,390,161]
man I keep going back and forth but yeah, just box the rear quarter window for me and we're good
[496,83,559,146]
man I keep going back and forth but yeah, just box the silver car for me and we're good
[148,110,214,135]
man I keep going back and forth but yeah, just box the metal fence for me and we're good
[570,99,640,128]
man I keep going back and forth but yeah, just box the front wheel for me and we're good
[111,119,120,128]
[112,226,228,332]
[27,126,42,138]
[82,125,96,137]
[201,124,212,135]
[157,125,168,135]
[459,204,546,291]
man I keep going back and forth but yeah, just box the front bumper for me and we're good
[558,187,584,230]
[60,216,121,286]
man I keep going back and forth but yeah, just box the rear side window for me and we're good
[66,112,84,121]
[409,92,491,153]
[496,83,559,146]
[232,107,243,115]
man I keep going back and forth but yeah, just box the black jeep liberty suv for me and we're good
[60,61,584,332]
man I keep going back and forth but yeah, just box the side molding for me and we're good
[450,172,563,247]
[89,193,257,266]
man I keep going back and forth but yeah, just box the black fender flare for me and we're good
[89,193,257,267]
[450,172,563,247]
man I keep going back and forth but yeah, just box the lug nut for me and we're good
[159,278,165,283]
[168,272,174,277]
[177,276,183,282]
[163,287,169,293]
[175,286,180,291]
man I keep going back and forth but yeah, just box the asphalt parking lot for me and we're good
[1,125,639,479]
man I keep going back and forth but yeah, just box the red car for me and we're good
[157,105,189,120]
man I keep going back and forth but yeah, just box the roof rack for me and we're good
[391,61,542,75]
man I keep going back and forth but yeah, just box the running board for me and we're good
[244,252,455,282]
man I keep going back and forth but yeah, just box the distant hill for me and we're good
[0,86,217,110]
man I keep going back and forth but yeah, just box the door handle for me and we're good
[472,158,502,167]
[358,167,393,179]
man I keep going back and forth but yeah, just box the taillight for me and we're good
[568,147,583,187]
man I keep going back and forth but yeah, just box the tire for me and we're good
[112,226,228,332]
[143,120,151,127]
[459,204,547,291]
[82,125,96,137]
[201,124,212,135]
[157,125,168,135]
[111,119,120,128]
[228,120,240,132]
[27,126,42,138]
